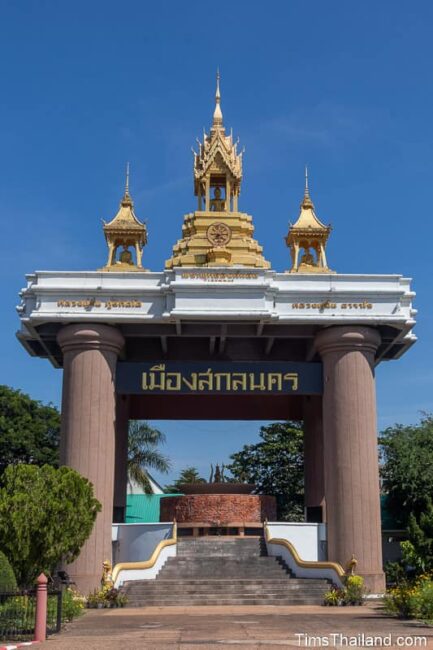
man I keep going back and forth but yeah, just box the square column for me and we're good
[57,324,124,594]
[303,396,325,523]
[315,326,385,593]
[113,395,130,523]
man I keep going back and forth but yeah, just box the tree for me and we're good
[128,421,171,493]
[0,464,101,585]
[398,501,433,575]
[0,385,60,473]
[227,422,304,521]
[165,467,206,492]
[380,414,433,527]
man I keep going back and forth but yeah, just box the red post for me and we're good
[34,573,48,642]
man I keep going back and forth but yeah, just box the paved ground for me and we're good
[38,604,433,649]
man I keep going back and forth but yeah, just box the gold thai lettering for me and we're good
[142,364,166,391]
[165,372,182,391]
[181,374,198,391]
[268,373,283,390]
[140,366,300,393]
[249,373,266,391]
[283,373,298,390]
[198,369,214,391]
[232,373,248,391]
[214,373,231,391]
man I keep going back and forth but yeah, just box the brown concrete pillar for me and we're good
[315,326,385,593]
[113,395,130,523]
[303,396,325,522]
[57,324,124,594]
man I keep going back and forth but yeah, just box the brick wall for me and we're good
[160,494,277,523]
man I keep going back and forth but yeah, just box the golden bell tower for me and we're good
[166,72,270,269]
[285,168,334,273]
[100,165,148,272]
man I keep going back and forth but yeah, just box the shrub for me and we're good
[61,587,86,621]
[0,551,17,590]
[86,586,127,608]
[383,581,421,619]
[323,576,366,607]
[417,578,433,621]
[323,586,345,606]
[344,575,365,605]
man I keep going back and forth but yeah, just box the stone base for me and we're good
[361,572,386,595]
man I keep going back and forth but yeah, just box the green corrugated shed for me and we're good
[125,494,182,523]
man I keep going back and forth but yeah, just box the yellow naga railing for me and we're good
[263,521,345,584]
[112,520,177,586]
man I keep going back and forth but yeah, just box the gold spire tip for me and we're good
[212,69,223,130]
[125,162,130,195]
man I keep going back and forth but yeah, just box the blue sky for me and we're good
[1,0,432,484]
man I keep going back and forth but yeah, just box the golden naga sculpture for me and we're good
[166,72,269,269]
[100,164,147,272]
[101,560,114,588]
[285,168,334,274]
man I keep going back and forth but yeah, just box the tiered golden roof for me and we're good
[100,165,148,272]
[166,72,269,269]
[285,169,334,273]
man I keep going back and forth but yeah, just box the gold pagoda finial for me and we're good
[212,69,224,132]
[100,167,147,272]
[302,165,314,209]
[121,162,133,206]
[285,171,334,274]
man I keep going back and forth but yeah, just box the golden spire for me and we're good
[285,169,334,274]
[302,165,314,209]
[211,69,224,133]
[121,162,133,206]
[100,165,148,272]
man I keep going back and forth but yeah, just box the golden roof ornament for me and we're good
[166,72,269,269]
[285,167,334,274]
[100,164,148,272]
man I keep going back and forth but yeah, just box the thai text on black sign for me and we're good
[116,362,323,395]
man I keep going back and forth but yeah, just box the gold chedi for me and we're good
[166,72,269,269]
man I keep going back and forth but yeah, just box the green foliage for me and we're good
[227,422,304,520]
[383,576,433,620]
[128,421,171,493]
[61,587,86,621]
[0,385,60,473]
[323,576,365,606]
[0,550,16,590]
[385,560,407,586]
[404,501,433,574]
[86,586,127,608]
[344,575,365,605]
[165,467,206,492]
[323,586,345,606]
[384,581,421,619]
[0,464,101,585]
[380,414,433,526]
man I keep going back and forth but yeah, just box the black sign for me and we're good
[116,362,322,395]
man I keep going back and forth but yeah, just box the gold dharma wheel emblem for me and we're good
[206,222,232,247]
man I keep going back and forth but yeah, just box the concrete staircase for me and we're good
[123,536,330,606]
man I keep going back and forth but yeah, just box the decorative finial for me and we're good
[301,165,314,209]
[125,162,130,196]
[122,162,133,206]
[212,69,224,131]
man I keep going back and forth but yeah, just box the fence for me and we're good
[0,584,62,641]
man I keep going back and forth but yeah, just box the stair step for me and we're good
[123,534,330,608]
